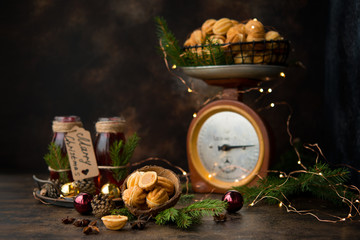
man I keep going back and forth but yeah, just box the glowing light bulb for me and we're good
[172,64,177,69]
[253,18,258,21]
[356,200,360,203]
[208,174,212,178]
[319,172,323,176]
[251,25,255,29]
[193,113,197,118]
[297,160,301,165]
[348,213,352,218]
[280,72,286,78]
[235,179,239,183]
[250,202,255,206]
[279,174,284,178]
[268,88,273,93]
[182,171,187,176]
[270,103,275,108]
[259,88,264,93]
[187,88,193,93]
[279,202,283,207]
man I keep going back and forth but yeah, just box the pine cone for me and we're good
[73,178,96,195]
[40,183,60,199]
[91,194,115,218]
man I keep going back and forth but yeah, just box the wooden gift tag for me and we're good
[64,126,99,181]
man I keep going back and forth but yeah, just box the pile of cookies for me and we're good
[183,18,286,64]
[122,170,175,209]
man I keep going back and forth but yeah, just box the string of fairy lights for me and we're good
[160,40,360,222]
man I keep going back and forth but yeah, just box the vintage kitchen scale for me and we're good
[180,39,290,193]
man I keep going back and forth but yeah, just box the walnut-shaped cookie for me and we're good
[213,18,234,36]
[138,171,158,191]
[146,187,169,208]
[157,176,175,196]
[189,29,204,45]
[208,35,226,44]
[245,19,265,41]
[126,171,144,188]
[201,19,216,37]
[122,185,147,208]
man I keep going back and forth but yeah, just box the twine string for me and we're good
[52,121,83,133]
[95,120,125,134]
[48,166,71,173]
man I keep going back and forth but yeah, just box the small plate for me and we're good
[181,64,286,81]
[33,189,74,208]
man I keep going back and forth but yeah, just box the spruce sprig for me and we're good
[178,194,195,204]
[109,133,140,182]
[43,142,70,183]
[155,199,227,229]
[155,16,186,66]
[110,208,136,221]
[155,16,231,67]
[234,162,354,206]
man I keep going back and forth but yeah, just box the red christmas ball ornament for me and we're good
[222,190,243,213]
[74,193,93,214]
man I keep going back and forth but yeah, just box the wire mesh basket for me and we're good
[182,39,290,66]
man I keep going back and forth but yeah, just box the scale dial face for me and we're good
[197,111,260,183]
[187,100,269,192]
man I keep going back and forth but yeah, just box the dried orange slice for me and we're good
[101,215,128,230]
[138,171,158,191]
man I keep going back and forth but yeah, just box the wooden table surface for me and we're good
[1,173,359,239]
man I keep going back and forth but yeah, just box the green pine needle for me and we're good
[155,16,185,66]
[109,133,140,182]
[178,194,195,204]
[154,16,232,67]
[110,208,136,221]
[43,142,70,183]
[234,162,355,206]
[175,211,193,229]
[155,199,227,229]
[156,207,179,225]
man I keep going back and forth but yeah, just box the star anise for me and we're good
[130,220,147,230]
[213,213,227,222]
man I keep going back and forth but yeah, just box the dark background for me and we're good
[1,0,359,184]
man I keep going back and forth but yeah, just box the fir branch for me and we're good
[182,199,226,217]
[110,208,136,221]
[155,199,227,229]
[109,133,140,182]
[109,140,123,167]
[234,162,355,206]
[155,17,233,67]
[175,211,193,229]
[43,142,70,183]
[121,133,140,166]
[155,207,179,225]
[155,16,185,66]
[178,194,195,204]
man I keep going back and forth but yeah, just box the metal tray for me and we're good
[33,189,74,208]
[32,175,74,208]
[181,64,286,81]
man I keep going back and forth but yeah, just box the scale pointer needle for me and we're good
[217,144,255,151]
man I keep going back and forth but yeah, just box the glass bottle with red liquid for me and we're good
[94,117,127,190]
[50,116,83,183]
